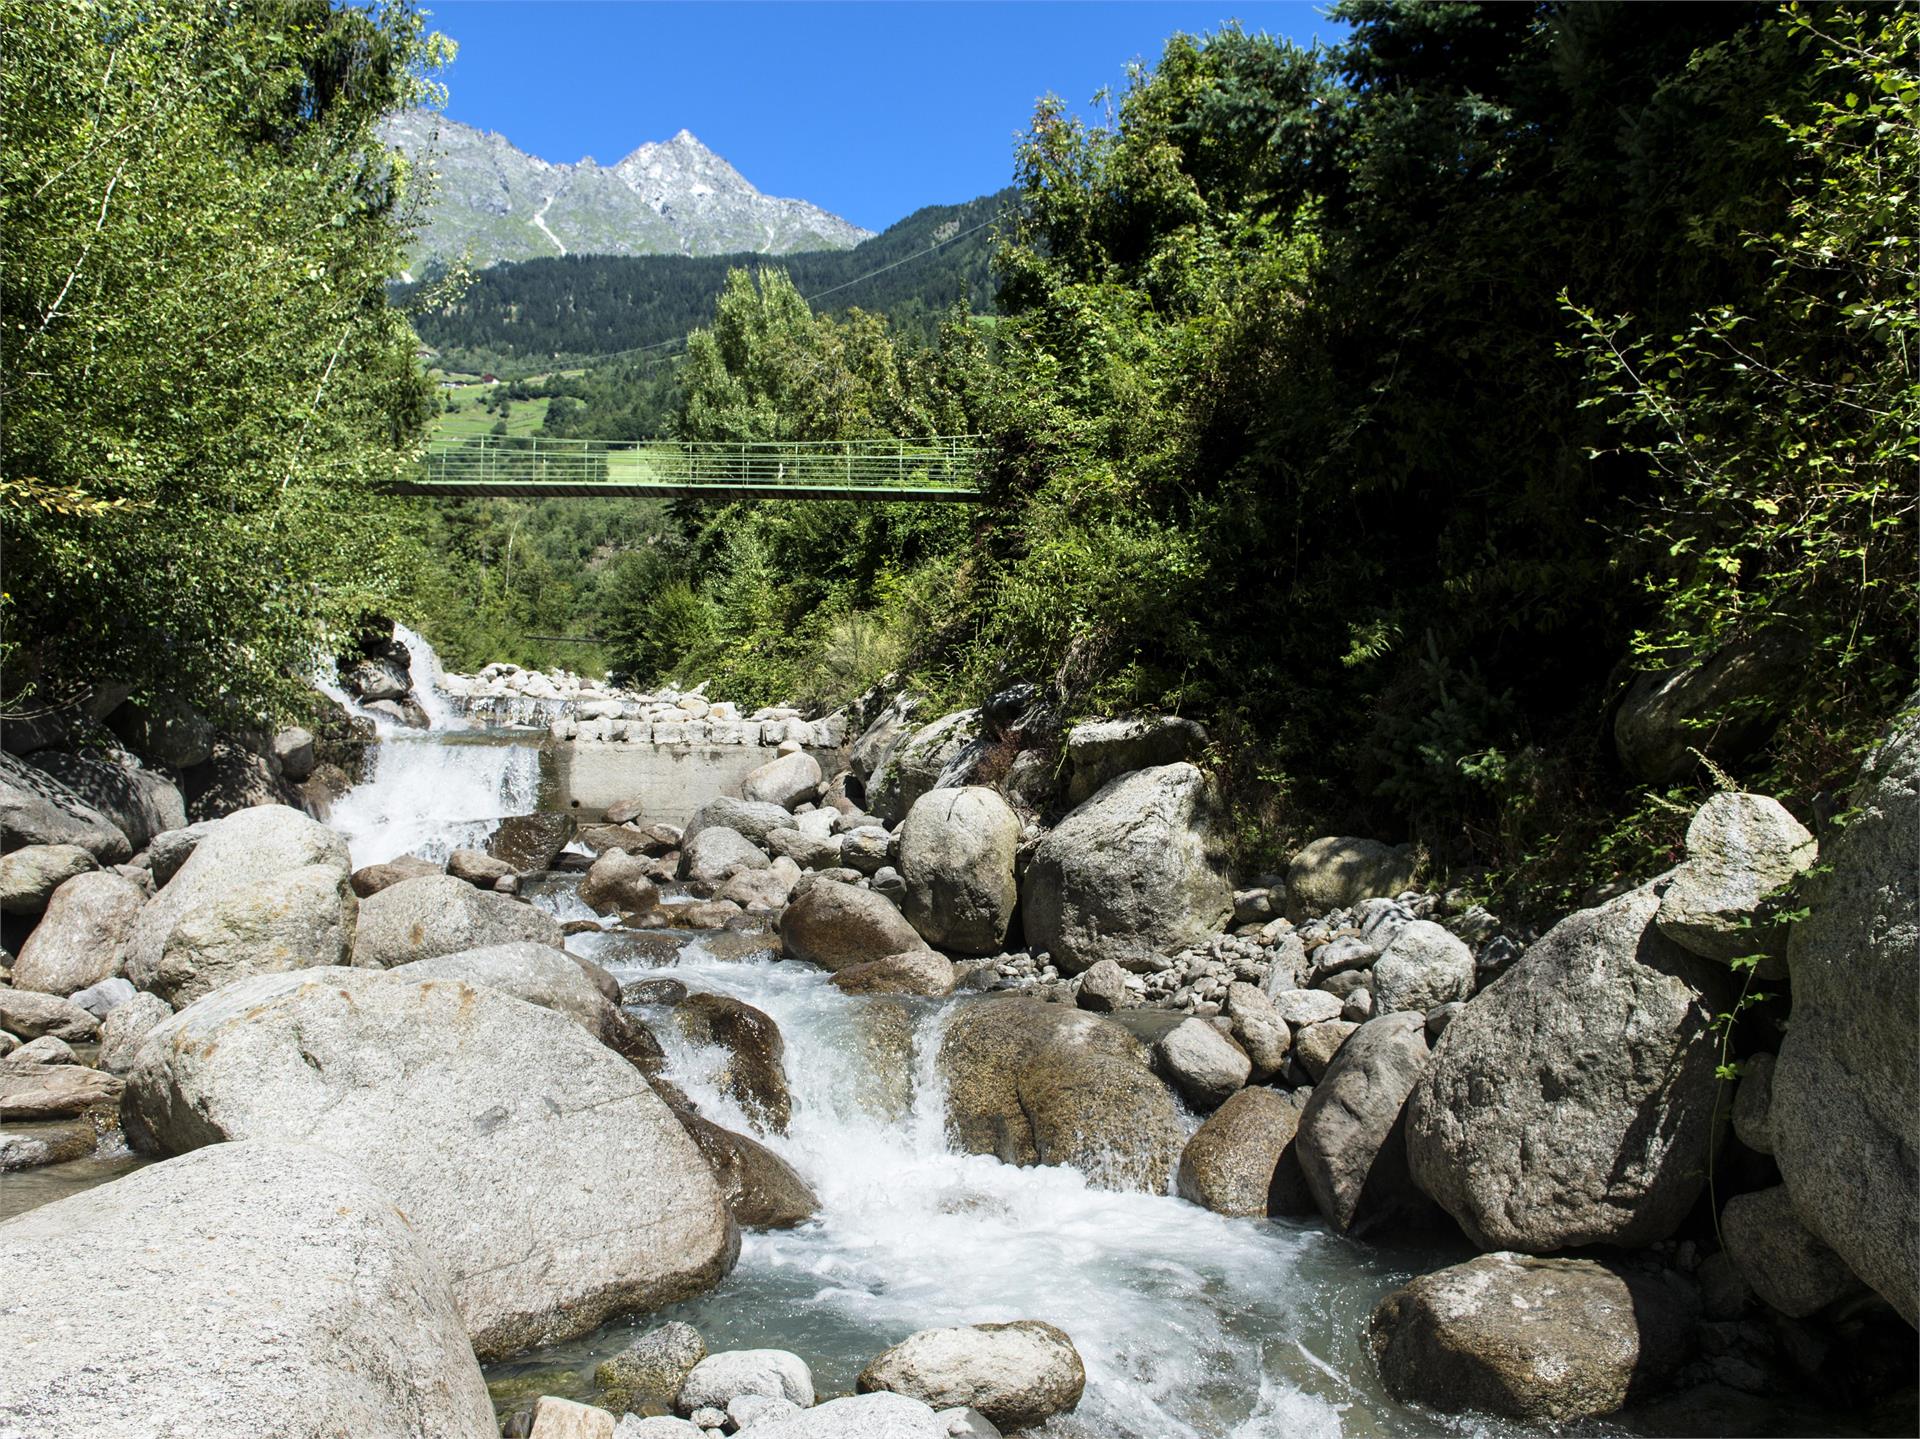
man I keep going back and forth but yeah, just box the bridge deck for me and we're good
[395,434,986,502]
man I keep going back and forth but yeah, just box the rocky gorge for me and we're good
[0,626,1913,1438]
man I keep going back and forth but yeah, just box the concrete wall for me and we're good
[549,742,840,825]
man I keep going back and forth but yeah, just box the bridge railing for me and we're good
[419,434,986,493]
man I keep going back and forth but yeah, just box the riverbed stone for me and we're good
[0,990,98,1043]
[0,752,130,863]
[448,846,516,887]
[1284,837,1416,922]
[184,737,303,820]
[1064,715,1208,806]
[29,749,185,855]
[683,798,796,850]
[1369,920,1474,1015]
[121,967,736,1359]
[1270,988,1343,1028]
[780,878,924,972]
[1176,1086,1314,1217]
[1020,763,1233,974]
[488,813,577,871]
[717,866,793,912]
[0,1141,495,1438]
[596,1322,708,1416]
[581,849,662,915]
[1369,1251,1699,1424]
[272,726,317,781]
[350,872,561,968]
[674,993,792,1134]
[899,787,1020,955]
[1721,1184,1860,1318]
[1655,792,1815,974]
[1292,1018,1356,1081]
[3,1035,77,1067]
[1076,959,1129,1013]
[0,1116,99,1172]
[394,942,648,1063]
[674,1111,819,1230]
[97,990,172,1074]
[831,948,957,997]
[857,1321,1084,1430]
[1406,884,1728,1251]
[1770,695,1919,1326]
[1155,1016,1250,1110]
[349,853,439,896]
[867,709,982,825]
[750,1392,948,1439]
[0,844,97,915]
[1730,1052,1776,1155]
[66,974,136,1019]
[528,1397,616,1439]
[149,862,356,1006]
[767,827,841,871]
[939,994,1181,1193]
[678,826,770,887]
[11,869,143,995]
[1223,983,1290,1080]
[677,1350,814,1413]
[741,751,823,811]
[1296,1012,1433,1235]
[0,1062,120,1119]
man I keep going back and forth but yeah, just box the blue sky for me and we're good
[425,2,1344,232]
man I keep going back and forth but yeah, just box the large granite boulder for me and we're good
[1020,763,1232,974]
[0,989,99,1042]
[682,798,796,850]
[856,1320,1085,1430]
[0,843,96,915]
[97,991,172,1075]
[867,709,981,825]
[351,872,561,968]
[740,751,823,811]
[121,967,736,1359]
[673,993,792,1135]
[11,870,145,995]
[1063,715,1207,806]
[898,787,1020,955]
[1720,1184,1860,1319]
[737,1392,946,1439]
[1655,791,1816,974]
[393,943,648,1063]
[1369,920,1474,1015]
[147,862,356,1007]
[1176,1086,1314,1217]
[938,994,1181,1192]
[126,804,349,996]
[1406,885,1728,1251]
[677,826,769,887]
[674,1111,818,1230]
[780,879,926,973]
[0,752,130,863]
[1369,1252,1698,1424]
[28,749,185,854]
[0,1141,495,1438]
[1296,1012,1433,1235]
[1771,695,1919,1325]
[579,849,661,916]
[1154,1016,1250,1110]
[1284,837,1416,922]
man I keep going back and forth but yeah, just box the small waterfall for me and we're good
[394,622,463,730]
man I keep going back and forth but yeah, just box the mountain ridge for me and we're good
[385,110,871,268]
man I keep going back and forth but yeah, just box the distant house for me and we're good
[481,372,499,384]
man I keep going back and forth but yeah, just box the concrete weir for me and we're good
[549,740,840,825]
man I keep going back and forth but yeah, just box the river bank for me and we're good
[0,629,1912,1438]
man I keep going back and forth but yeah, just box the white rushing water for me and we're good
[335,629,1499,1436]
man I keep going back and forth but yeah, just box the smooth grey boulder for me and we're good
[596,1322,708,1416]
[393,943,644,1060]
[677,1349,814,1413]
[1270,988,1343,1028]
[1369,920,1474,1015]
[678,825,770,887]
[0,1141,495,1439]
[579,848,661,915]
[0,1063,119,1119]
[1721,1184,1860,1319]
[1176,1085,1314,1217]
[447,847,515,888]
[0,843,97,915]
[0,990,98,1043]
[1731,1052,1776,1155]
[97,991,172,1075]
[867,709,982,825]
[0,752,130,863]
[830,947,957,997]
[1369,1251,1698,1424]
[682,798,798,851]
[28,749,185,854]
[780,878,925,972]
[272,726,317,781]
[351,872,561,968]
[1771,694,1919,1325]
[939,994,1181,1193]
[126,804,348,992]
[1021,763,1232,974]
[899,787,1020,955]
[1655,792,1815,974]
[121,967,736,1359]
[1613,630,1806,784]
[147,819,216,886]
[349,853,440,897]
[1291,1018,1356,1081]
[1284,837,1415,922]
[740,750,823,811]
[66,975,136,1020]
[1063,715,1208,805]
[745,1392,947,1439]
[11,870,143,995]
[857,1321,1085,1430]
[149,862,356,1007]
[1407,885,1728,1251]
[1154,1016,1250,1110]
[1296,1012,1432,1235]
[1076,958,1129,1013]
[767,826,840,871]
[1223,983,1290,1080]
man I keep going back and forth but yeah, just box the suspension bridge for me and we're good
[386,434,986,502]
